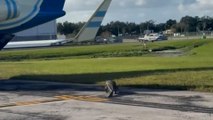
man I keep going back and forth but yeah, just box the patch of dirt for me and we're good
[153,49,185,57]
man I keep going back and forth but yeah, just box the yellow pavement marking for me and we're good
[16,100,42,106]
[0,95,108,109]
[55,95,108,102]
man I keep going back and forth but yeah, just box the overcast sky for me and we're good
[57,0,213,24]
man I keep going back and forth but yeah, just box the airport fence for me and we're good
[122,31,213,43]
[169,31,213,40]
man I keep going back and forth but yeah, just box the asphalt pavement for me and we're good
[0,80,212,120]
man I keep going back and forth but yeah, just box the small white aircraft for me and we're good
[138,33,168,42]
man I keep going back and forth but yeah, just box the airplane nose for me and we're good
[0,0,20,22]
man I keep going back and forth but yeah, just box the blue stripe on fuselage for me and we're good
[0,0,41,27]
[87,21,102,28]
[10,0,17,18]
[5,0,12,19]
[95,11,106,17]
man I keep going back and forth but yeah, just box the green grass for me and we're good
[0,39,209,61]
[0,39,213,92]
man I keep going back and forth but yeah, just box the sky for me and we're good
[57,0,213,24]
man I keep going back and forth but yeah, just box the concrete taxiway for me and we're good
[0,80,212,120]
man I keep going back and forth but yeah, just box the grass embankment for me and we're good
[0,39,207,61]
[0,39,213,92]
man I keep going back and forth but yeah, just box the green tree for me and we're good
[165,19,177,29]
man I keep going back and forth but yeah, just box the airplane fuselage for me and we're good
[0,0,112,50]
[0,0,66,34]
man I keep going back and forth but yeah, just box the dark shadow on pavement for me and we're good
[9,66,213,91]
[110,97,213,114]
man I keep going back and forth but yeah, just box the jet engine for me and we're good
[0,0,20,22]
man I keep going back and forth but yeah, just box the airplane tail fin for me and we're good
[74,0,112,42]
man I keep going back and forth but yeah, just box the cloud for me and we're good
[178,0,213,15]
[135,0,146,6]
[63,0,101,12]
[57,0,213,24]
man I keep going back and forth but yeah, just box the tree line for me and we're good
[57,16,213,36]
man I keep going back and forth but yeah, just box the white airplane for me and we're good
[138,33,168,42]
[0,0,112,50]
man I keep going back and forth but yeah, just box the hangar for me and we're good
[13,20,57,41]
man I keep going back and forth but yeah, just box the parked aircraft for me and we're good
[0,0,112,50]
[138,33,168,42]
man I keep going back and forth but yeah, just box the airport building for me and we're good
[13,20,57,41]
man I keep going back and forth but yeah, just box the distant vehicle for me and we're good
[95,37,109,44]
[95,35,123,44]
[138,33,168,42]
